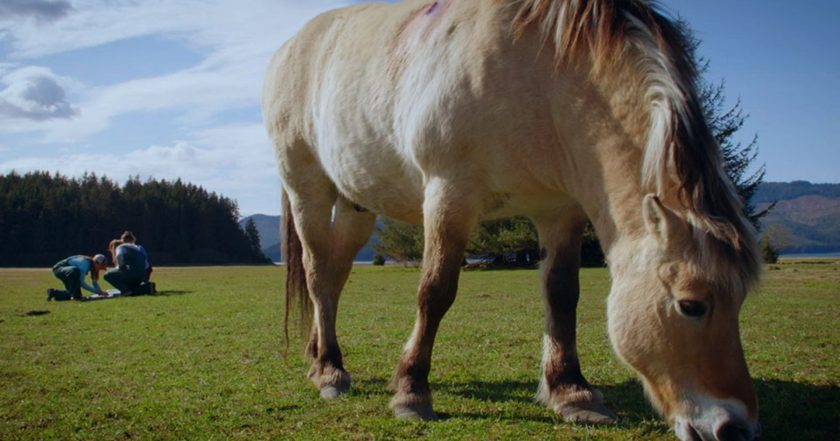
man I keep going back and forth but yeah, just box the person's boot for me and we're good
[46,289,55,301]
[50,290,73,301]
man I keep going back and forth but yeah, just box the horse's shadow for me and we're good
[352,377,839,439]
[751,379,839,441]
[427,379,661,425]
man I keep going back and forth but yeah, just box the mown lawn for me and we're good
[0,260,837,440]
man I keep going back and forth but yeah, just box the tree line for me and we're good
[0,172,268,267]
[373,213,605,268]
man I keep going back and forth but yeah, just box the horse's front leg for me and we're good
[389,178,479,420]
[533,215,617,424]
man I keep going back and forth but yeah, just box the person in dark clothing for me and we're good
[120,231,153,283]
[48,254,109,301]
[105,239,155,295]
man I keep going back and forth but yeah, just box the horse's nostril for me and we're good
[686,425,703,441]
[715,420,750,441]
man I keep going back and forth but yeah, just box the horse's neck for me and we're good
[547,90,648,254]
[581,176,647,258]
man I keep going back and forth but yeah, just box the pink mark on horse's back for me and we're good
[425,1,440,16]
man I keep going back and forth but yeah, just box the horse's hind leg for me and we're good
[287,183,376,399]
[533,213,617,424]
[309,195,376,398]
[389,178,480,420]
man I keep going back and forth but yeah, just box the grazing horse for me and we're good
[262,1,762,440]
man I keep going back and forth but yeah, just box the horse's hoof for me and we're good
[319,383,349,400]
[309,365,351,400]
[392,402,438,420]
[560,401,618,425]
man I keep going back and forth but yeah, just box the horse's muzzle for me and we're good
[676,417,761,441]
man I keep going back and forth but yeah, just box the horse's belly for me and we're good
[321,144,426,224]
[482,191,577,221]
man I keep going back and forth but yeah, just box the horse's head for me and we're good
[607,194,760,441]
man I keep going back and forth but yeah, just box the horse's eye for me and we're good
[677,300,707,318]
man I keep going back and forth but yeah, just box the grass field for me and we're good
[1,260,838,440]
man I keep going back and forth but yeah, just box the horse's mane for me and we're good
[513,0,760,286]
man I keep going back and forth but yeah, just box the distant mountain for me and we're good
[753,181,840,254]
[240,215,378,262]
[262,242,282,263]
[753,181,840,204]
[241,214,280,252]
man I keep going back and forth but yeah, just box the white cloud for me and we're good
[2,1,205,59]
[0,0,71,23]
[0,0,371,213]
[0,0,355,142]
[0,66,78,123]
[33,66,254,142]
[0,122,282,214]
[1,0,350,62]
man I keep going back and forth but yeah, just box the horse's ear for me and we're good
[642,194,680,246]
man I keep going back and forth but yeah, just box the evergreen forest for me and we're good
[0,171,268,267]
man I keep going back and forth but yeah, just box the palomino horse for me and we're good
[262,1,762,440]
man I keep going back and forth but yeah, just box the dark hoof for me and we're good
[390,392,437,420]
[319,383,349,400]
[309,366,351,400]
[560,401,618,424]
[393,402,438,420]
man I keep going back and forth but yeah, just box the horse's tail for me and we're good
[282,190,311,355]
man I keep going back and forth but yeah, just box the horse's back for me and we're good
[264,0,573,222]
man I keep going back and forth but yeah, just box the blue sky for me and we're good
[1,0,837,216]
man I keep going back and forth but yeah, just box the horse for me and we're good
[261,1,762,440]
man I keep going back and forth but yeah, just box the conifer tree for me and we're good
[0,172,269,266]
[373,218,424,263]
[244,218,264,258]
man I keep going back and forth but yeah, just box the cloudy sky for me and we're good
[1,0,837,216]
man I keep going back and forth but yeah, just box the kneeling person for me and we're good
[48,254,109,301]
[105,240,155,295]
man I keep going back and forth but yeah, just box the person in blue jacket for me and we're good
[47,254,109,301]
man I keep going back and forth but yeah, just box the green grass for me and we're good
[1,260,838,440]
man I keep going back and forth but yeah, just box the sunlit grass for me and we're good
[0,260,837,440]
